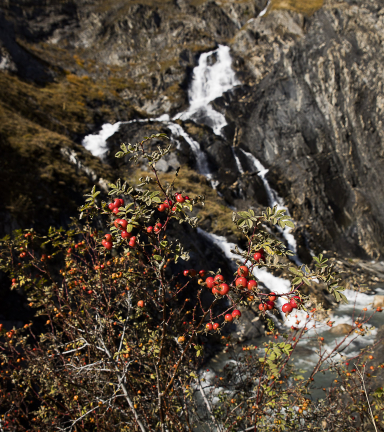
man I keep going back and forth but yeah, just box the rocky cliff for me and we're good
[1,0,384,265]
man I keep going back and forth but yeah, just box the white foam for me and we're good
[82,122,122,158]
[174,45,239,135]
[259,0,271,17]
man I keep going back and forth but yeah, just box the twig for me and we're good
[197,376,222,432]
[354,364,378,432]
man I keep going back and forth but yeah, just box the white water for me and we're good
[174,45,239,135]
[231,147,244,175]
[82,122,122,158]
[259,0,271,17]
[197,228,304,326]
[241,149,301,266]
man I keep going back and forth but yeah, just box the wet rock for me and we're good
[373,296,384,309]
[232,307,264,341]
[329,324,353,336]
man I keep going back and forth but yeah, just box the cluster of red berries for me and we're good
[258,292,277,311]
[253,248,265,262]
[147,222,162,234]
[103,198,137,250]
[205,274,230,295]
[234,266,258,291]
[206,309,241,331]
[183,269,206,278]
[108,198,124,214]
[281,296,301,314]
[157,193,190,212]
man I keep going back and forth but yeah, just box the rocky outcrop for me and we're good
[226,1,384,260]
[2,0,384,267]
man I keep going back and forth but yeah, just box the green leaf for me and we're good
[289,267,303,276]
[153,255,162,261]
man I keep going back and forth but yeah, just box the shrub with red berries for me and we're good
[0,133,380,431]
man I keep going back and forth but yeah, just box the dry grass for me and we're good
[129,167,241,239]
[268,0,323,16]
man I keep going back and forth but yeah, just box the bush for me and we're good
[0,134,382,431]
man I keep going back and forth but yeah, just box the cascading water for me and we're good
[82,122,122,159]
[241,149,301,266]
[82,45,240,188]
[174,45,239,136]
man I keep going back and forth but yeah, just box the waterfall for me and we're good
[174,45,239,136]
[231,147,244,175]
[259,0,271,17]
[241,149,301,266]
[82,122,122,158]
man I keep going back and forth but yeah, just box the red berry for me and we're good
[214,275,224,285]
[217,283,230,295]
[113,198,121,208]
[119,198,124,206]
[129,237,136,247]
[147,226,153,233]
[282,303,293,314]
[103,241,113,250]
[158,204,166,212]
[212,287,219,295]
[104,234,112,242]
[206,323,213,331]
[225,314,233,322]
[172,206,177,212]
[235,277,247,289]
[11,278,16,283]
[137,300,144,308]
[268,292,277,301]
[155,222,162,229]
[259,303,267,311]
[247,280,258,291]
[213,323,220,330]
[184,196,190,201]
[206,277,215,288]
[199,270,207,277]
[88,290,92,294]
[183,270,190,277]
[154,227,160,234]
[113,219,122,229]
[108,203,116,211]
[115,219,127,230]
[112,207,120,215]
[253,252,262,261]
[121,231,132,239]
[189,269,197,277]
[290,296,301,309]
[232,309,241,319]
[237,266,249,277]
[176,194,185,203]
[266,300,275,310]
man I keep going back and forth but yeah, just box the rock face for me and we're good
[226,1,384,259]
[1,0,384,266]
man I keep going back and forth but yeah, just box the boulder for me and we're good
[329,324,353,335]
[373,295,384,309]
